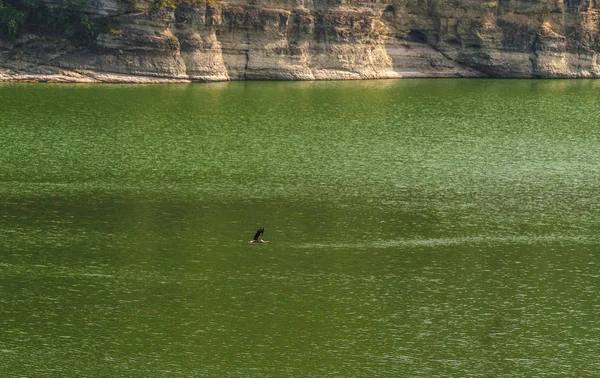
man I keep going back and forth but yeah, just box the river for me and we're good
[1,79,599,376]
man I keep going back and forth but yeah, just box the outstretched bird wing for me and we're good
[253,228,264,240]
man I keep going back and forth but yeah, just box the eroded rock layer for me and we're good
[2,0,600,82]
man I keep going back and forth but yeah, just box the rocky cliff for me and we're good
[1,0,600,82]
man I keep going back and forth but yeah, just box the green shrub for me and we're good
[109,28,124,37]
[0,0,27,40]
[0,0,106,45]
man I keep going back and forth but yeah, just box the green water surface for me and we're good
[1,79,599,376]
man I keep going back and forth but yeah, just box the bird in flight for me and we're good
[247,228,271,244]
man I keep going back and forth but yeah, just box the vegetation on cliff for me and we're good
[0,0,103,44]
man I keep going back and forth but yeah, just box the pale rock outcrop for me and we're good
[2,0,600,82]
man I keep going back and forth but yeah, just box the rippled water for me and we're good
[1,80,600,376]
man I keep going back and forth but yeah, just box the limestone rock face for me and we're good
[2,0,600,81]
